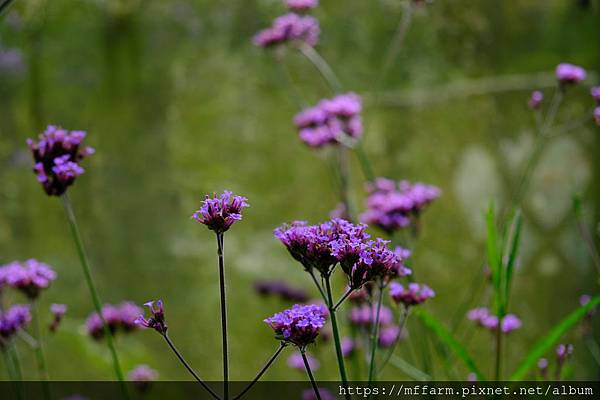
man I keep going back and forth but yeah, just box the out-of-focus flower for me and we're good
[87,302,143,339]
[341,337,355,357]
[135,300,167,335]
[500,314,522,333]
[254,13,319,48]
[349,304,393,328]
[329,202,349,220]
[378,325,401,348]
[49,303,67,332]
[349,239,404,288]
[302,388,336,400]
[287,351,320,371]
[468,307,521,334]
[264,303,328,347]
[555,63,586,85]
[528,90,543,110]
[0,47,25,75]
[361,178,441,233]
[590,87,600,103]
[593,107,600,126]
[467,372,478,382]
[192,191,249,234]
[293,93,363,148]
[579,294,597,318]
[0,259,57,299]
[128,364,158,392]
[27,125,95,196]
[286,0,318,11]
[0,304,31,346]
[556,344,573,363]
[537,358,548,377]
[253,280,309,302]
[389,282,435,307]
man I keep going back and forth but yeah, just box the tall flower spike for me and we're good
[192,191,249,233]
[27,125,95,196]
[136,300,168,335]
[264,303,328,348]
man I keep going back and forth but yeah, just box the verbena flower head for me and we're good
[468,307,521,334]
[389,282,435,307]
[1,259,57,299]
[286,0,318,11]
[86,302,143,339]
[136,300,167,335]
[287,351,319,371]
[49,303,67,332]
[555,343,573,363]
[254,280,308,302]
[264,303,328,347]
[349,239,401,288]
[594,106,600,126]
[378,325,401,348]
[192,191,249,233]
[293,93,363,148]
[27,125,94,196]
[590,86,600,103]
[0,304,31,346]
[528,90,543,110]
[341,337,354,357]
[128,364,158,392]
[555,63,586,85]
[361,178,441,233]
[349,304,393,327]
[254,13,319,48]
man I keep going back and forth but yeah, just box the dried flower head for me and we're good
[135,300,168,335]
[27,125,94,196]
[254,13,320,48]
[192,191,249,233]
[0,259,57,299]
[264,303,328,347]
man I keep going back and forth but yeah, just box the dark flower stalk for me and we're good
[30,301,51,400]
[216,232,229,400]
[301,348,322,400]
[367,280,384,384]
[233,342,287,400]
[324,276,350,400]
[61,194,128,396]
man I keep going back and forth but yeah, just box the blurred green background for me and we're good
[0,0,599,381]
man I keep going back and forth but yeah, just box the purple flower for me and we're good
[378,325,401,348]
[555,63,586,84]
[341,337,354,357]
[556,344,573,363]
[49,303,67,332]
[286,0,318,11]
[27,125,94,196]
[349,239,402,288]
[594,106,600,126]
[0,304,31,345]
[390,282,435,307]
[135,300,168,335]
[329,202,349,220]
[293,93,363,148]
[537,358,548,372]
[264,303,328,347]
[500,314,522,333]
[128,364,158,392]
[580,294,597,317]
[468,307,521,334]
[287,351,320,371]
[0,47,25,75]
[1,259,57,299]
[254,280,309,302]
[591,87,600,103]
[192,191,249,233]
[361,178,441,233]
[86,301,143,339]
[302,388,335,400]
[467,372,477,382]
[254,13,320,48]
[349,304,393,327]
[528,90,543,110]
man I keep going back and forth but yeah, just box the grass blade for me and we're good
[510,295,600,380]
[485,204,503,315]
[389,355,432,381]
[503,209,522,309]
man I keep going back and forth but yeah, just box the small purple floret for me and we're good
[192,191,249,233]
[135,300,168,335]
[390,282,435,307]
[264,303,328,347]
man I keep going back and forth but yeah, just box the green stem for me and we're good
[298,44,342,93]
[376,306,411,374]
[234,343,286,400]
[301,349,322,400]
[31,301,51,400]
[308,270,328,304]
[60,194,128,397]
[367,283,384,384]
[494,321,502,381]
[216,233,229,400]
[355,143,375,182]
[324,276,350,400]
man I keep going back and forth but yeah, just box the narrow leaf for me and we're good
[417,309,486,380]
[504,209,522,308]
[389,355,432,381]
[510,295,600,380]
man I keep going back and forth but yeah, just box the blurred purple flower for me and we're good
[254,280,309,302]
[555,63,586,84]
[264,303,328,347]
[27,125,94,196]
[192,191,249,233]
[0,304,31,345]
[87,301,143,339]
[286,0,319,11]
[349,304,393,327]
[0,259,57,299]
[594,107,600,126]
[590,86,600,103]
[389,282,435,307]
[468,307,521,334]
[0,48,25,75]
[528,90,543,110]
[128,364,158,392]
[49,303,67,332]
[556,343,573,363]
[135,300,167,335]
[341,337,355,357]
[580,294,597,317]
[378,325,401,348]
[287,351,320,371]
[254,13,319,48]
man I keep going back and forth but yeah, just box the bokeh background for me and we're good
[1,0,599,381]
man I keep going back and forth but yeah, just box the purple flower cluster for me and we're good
[467,307,522,334]
[341,337,355,357]
[27,125,95,196]
[86,302,142,339]
[254,13,319,48]
[361,178,441,233]
[49,303,67,332]
[580,294,597,318]
[555,63,586,85]
[264,303,328,347]
[293,93,363,148]
[556,343,573,363]
[349,304,393,327]
[0,259,57,299]
[348,239,408,288]
[286,0,318,11]
[378,325,402,348]
[192,191,249,233]
[128,364,158,392]
[528,90,543,110]
[287,351,320,371]
[0,47,25,75]
[254,280,309,302]
[0,304,31,345]
[389,282,435,307]
[135,300,168,335]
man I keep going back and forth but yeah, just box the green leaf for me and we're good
[417,309,486,380]
[503,209,522,309]
[510,295,600,380]
[485,204,502,315]
[389,355,432,381]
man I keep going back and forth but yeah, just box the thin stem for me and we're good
[298,43,342,93]
[308,270,328,304]
[332,287,353,312]
[336,146,354,221]
[324,276,350,400]
[31,301,51,400]
[376,306,411,374]
[163,334,220,400]
[233,343,286,400]
[494,322,502,381]
[301,349,322,400]
[355,143,375,182]
[2,348,24,400]
[367,283,384,384]
[60,194,128,396]
[216,233,229,400]
[8,344,23,381]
